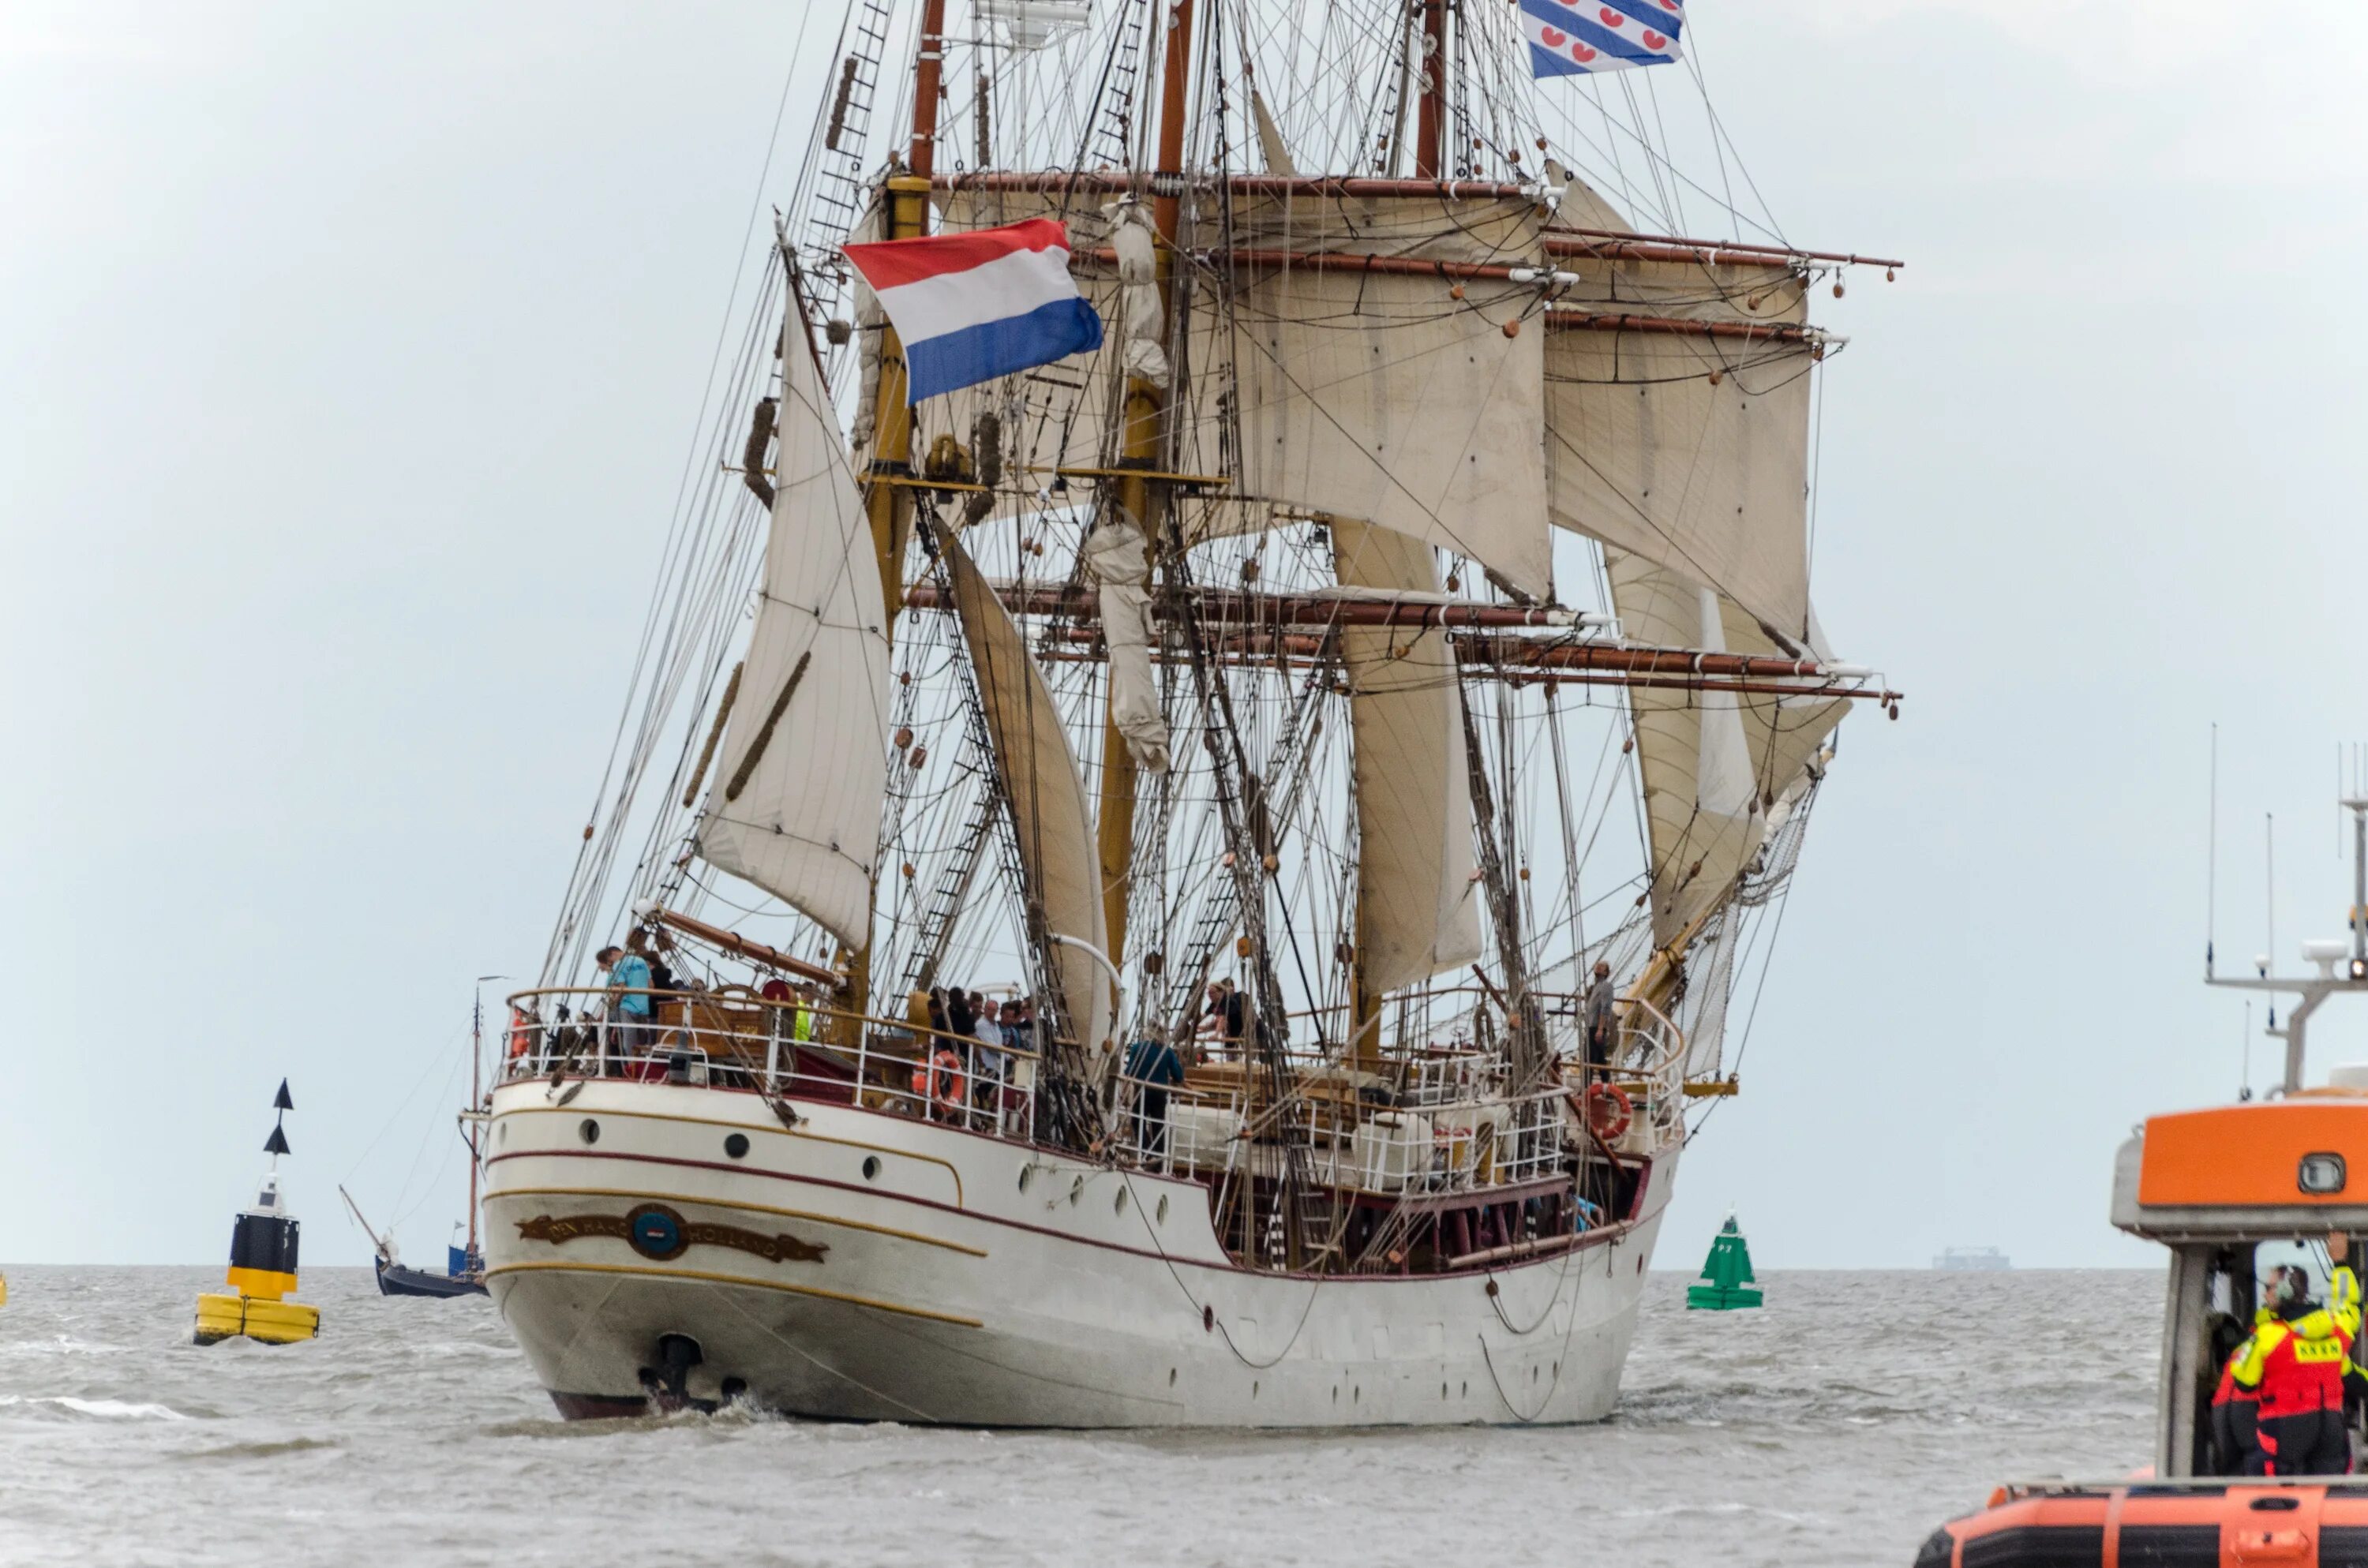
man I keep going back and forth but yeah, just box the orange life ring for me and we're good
[909,1047,965,1114]
[1584,1082,1632,1141]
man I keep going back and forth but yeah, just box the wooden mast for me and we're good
[1097,0,1200,976]
[841,0,949,1040]
[1351,0,1448,1071]
[466,987,481,1262]
[1413,0,1448,179]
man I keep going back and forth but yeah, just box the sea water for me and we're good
[0,1267,2158,1566]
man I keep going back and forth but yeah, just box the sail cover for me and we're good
[943,535,1116,1054]
[1331,520,1483,994]
[1544,237,1815,640]
[1611,552,1847,946]
[696,306,894,952]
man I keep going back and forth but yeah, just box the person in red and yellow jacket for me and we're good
[2211,1327,2265,1474]
[2232,1262,2355,1476]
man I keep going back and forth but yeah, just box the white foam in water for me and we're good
[0,1394,191,1421]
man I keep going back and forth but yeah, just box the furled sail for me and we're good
[1543,197,1816,640]
[929,189,1555,599]
[942,534,1115,1053]
[1611,552,1849,947]
[1331,519,1482,994]
[696,305,894,952]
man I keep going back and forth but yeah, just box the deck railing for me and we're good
[1109,1005,1688,1192]
[499,988,1043,1140]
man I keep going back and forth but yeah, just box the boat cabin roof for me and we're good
[2115,1096,2368,1242]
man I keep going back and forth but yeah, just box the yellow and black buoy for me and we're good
[193,1080,320,1346]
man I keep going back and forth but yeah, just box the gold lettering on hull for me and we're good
[515,1203,829,1267]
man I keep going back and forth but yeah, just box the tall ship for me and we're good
[481,0,1900,1424]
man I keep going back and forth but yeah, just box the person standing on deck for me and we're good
[1583,961,1617,1080]
[2212,1323,2266,1474]
[971,996,1009,1130]
[1124,1035,1186,1167]
[595,944,654,1072]
[1197,979,1247,1059]
[2233,1263,2355,1475]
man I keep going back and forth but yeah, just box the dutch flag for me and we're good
[1520,0,1685,77]
[842,218,1105,404]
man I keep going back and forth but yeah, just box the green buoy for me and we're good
[1684,1213,1763,1310]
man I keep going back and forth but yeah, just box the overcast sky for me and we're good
[6,2,2366,1269]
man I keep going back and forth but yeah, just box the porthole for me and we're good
[579,1118,600,1146]
[496,1123,508,1145]
[1352,1386,1360,1404]
[1156,1196,1170,1225]
[1114,1188,1130,1217]
[2300,1152,2347,1195]
[862,1156,881,1181]
[724,1133,750,1160]
[1018,1166,1034,1195]
[1441,1383,1449,1400]
[1069,1176,1084,1206]
[1167,1367,1178,1386]
[1252,1380,1259,1398]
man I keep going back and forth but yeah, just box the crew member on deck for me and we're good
[2211,1323,2265,1474]
[2232,1263,2355,1476]
[1583,960,1617,1080]
[595,944,654,1072]
[1197,979,1247,1060]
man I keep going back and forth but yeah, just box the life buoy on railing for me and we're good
[909,1047,965,1117]
[1583,1082,1632,1142]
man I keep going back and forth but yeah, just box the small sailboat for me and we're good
[342,989,493,1299]
[343,1188,486,1298]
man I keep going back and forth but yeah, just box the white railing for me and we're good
[500,989,1040,1141]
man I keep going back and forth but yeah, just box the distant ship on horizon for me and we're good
[1934,1246,2012,1271]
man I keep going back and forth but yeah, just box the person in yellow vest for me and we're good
[2328,1232,2366,1458]
[2232,1261,2355,1476]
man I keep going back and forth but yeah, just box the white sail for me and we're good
[1612,552,1850,946]
[1720,597,1849,811]
[1609,554,1765,948]
[1544,238,1816,639]
[931,191,1555,598]
[695,308,893,952]
[1332,519,1482,994]
[943,535,1115,1054]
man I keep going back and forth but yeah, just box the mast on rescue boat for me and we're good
[2207,794,2368,1092]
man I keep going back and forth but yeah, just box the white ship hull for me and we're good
[483,1079,1676,1427]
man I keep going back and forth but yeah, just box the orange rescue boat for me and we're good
[1920,792,2368,1566]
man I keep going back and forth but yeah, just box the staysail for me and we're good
[1331,519,1483,996]
[695,303,894,952]
[942,534,1116,1055]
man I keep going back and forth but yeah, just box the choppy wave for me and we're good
[0,1264,2164,1567]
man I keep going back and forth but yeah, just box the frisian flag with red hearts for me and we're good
[1519,0,1684,77]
